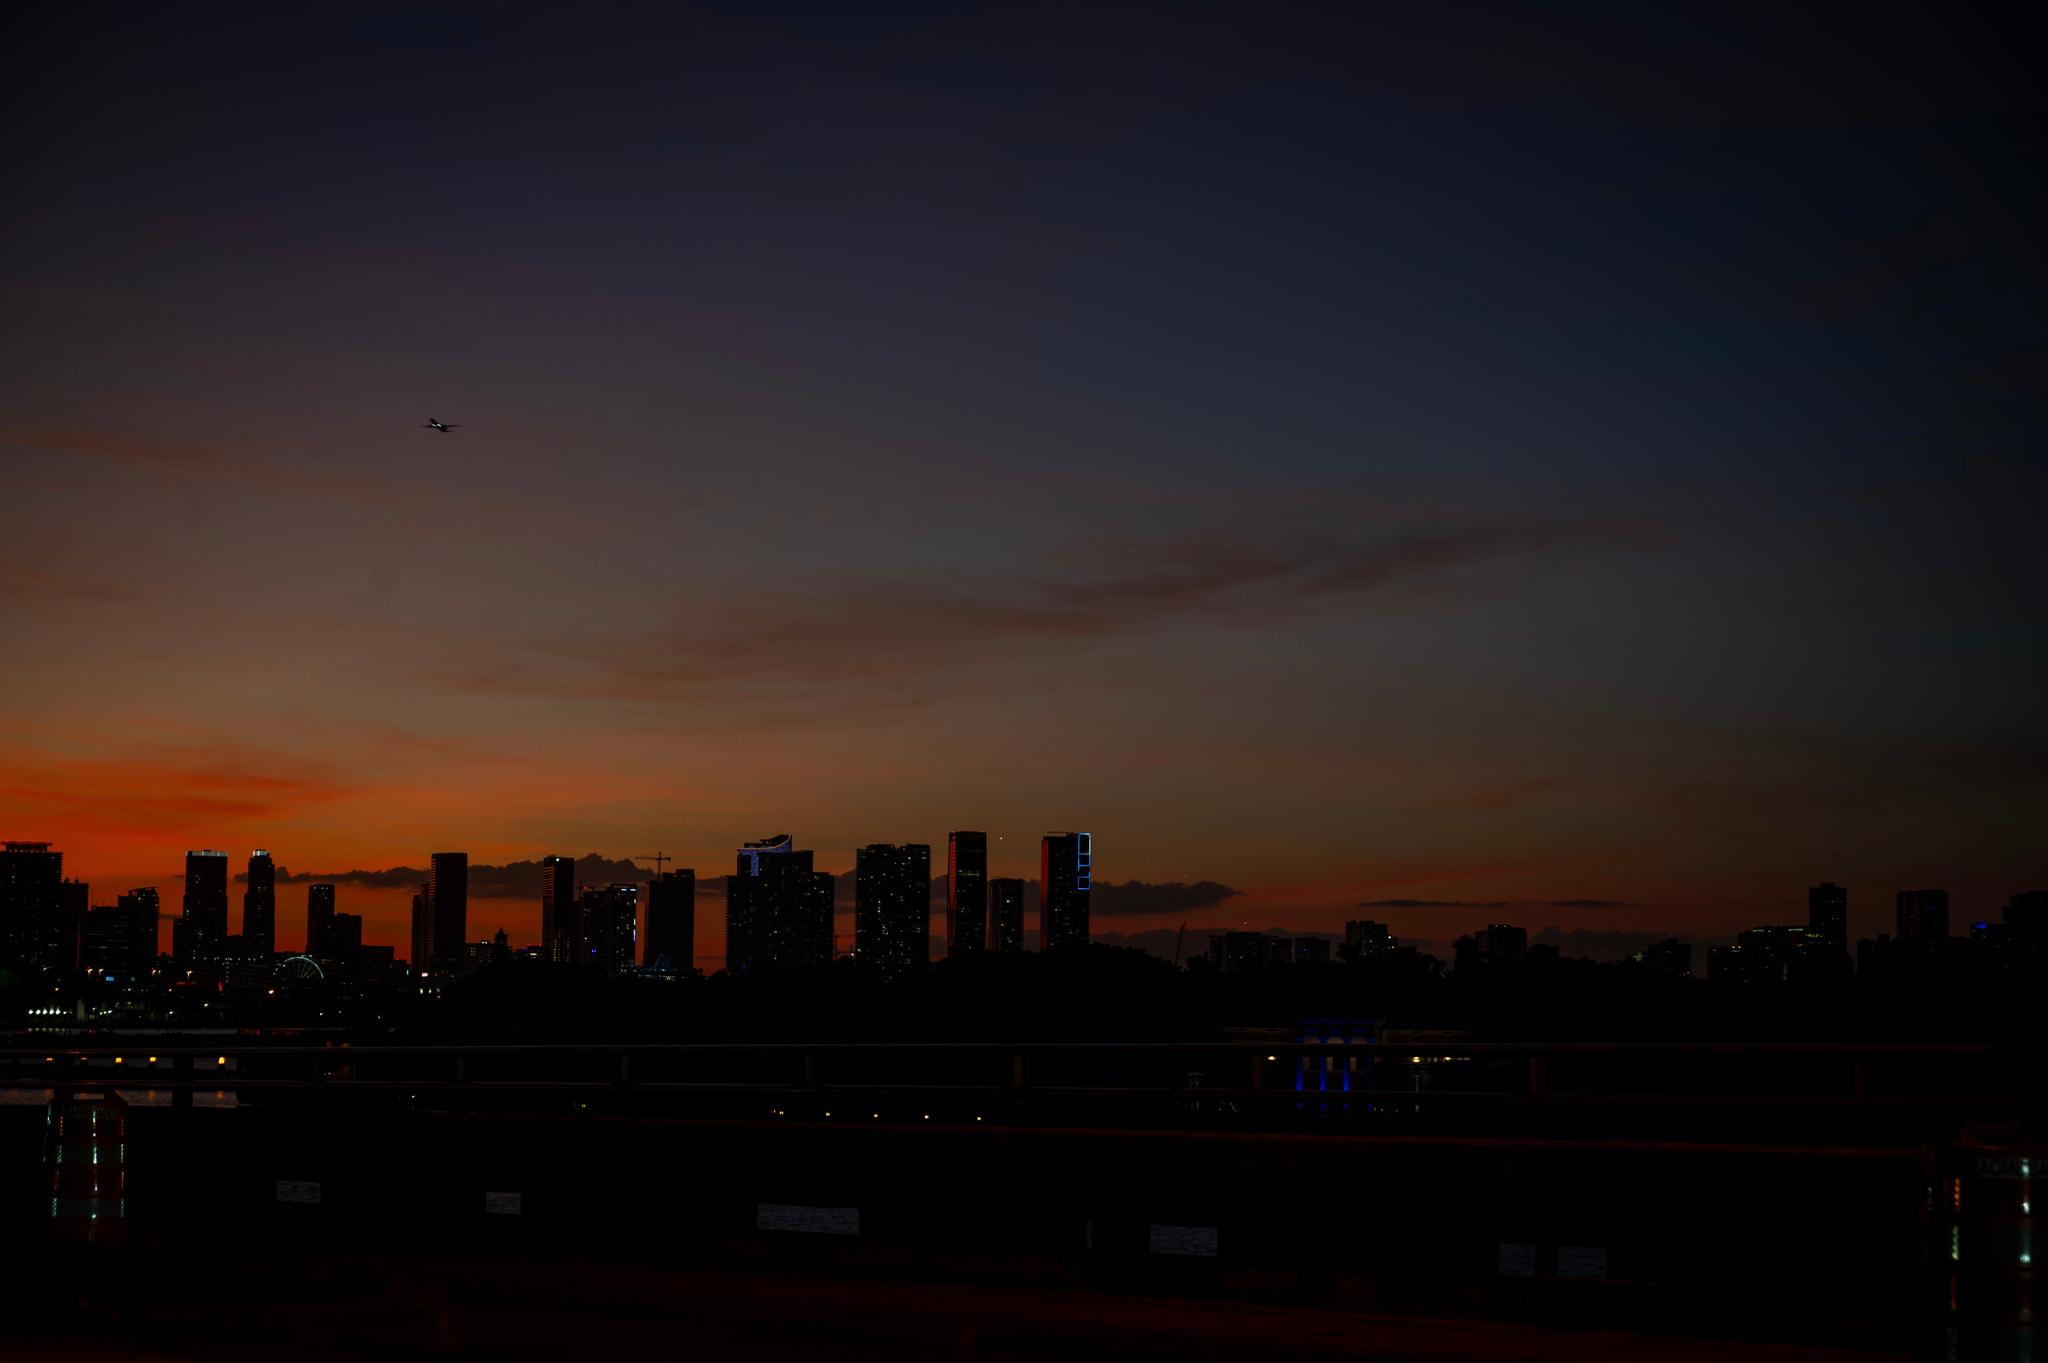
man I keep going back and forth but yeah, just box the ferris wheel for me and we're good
[277,955,325,980]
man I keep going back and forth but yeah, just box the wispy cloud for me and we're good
[422,514,1628,720]
[0,559,139,608]
[0,427,245,477]
[249,853,651,894]
[0,750,357,837]
[1358,896,1638,909]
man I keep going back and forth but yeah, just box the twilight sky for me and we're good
[4,3,2044,962]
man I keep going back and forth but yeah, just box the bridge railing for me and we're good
[5,1039,2048,1135]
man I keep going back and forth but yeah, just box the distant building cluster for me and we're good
[1202,920,1422,973]
[9,835,2045,1026]
[0,830,1096,1017]
[1207,931,1330,972]
[1706,883,2048,988]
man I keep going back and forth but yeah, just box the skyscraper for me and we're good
[1640,937,1693,976]
[1808,882,1847,957]
[180,850,230,966]
[1897,889,1950,942]
[1,841,64,970]
[1732,924,1833,984]
[3,834,75,970]
[726,835,834,970]
[541,855,578,965]
[84,888,159,981]
[1039,832,1091,951]
[1,841,64,972]
[329,912,363,964]
[121,887,160,962]
[242,850,276,960]
[805,871,836,965]
[409,884,432,970]
[946,831,987,957]
[644,868,695,971]
[1208,930,1305,972]
[306,883,336,959]
[855,842,932,977]
[1479,923,1528,969]
[1343,919,1394,961]
[988,878,1025,953]
[2008,891,2048,954]
[428,852,468,969]
[579,883,639,975]
[56,878,87,974]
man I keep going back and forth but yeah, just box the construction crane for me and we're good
[637,852,671,879]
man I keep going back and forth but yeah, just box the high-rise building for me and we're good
[988,878,1025,953]
[180,850,230,966]
[1209,931,1293,973]
[1039,832,1091,951]
[1343,919,1394,961]
[945,832,987,957]
[1706,941,1746,984]
[1,841,67,972]
[1897,889,1950,942]
[428,852,468,968]
[1639,938,1693,976]
[2008,891,2048,954]
[541,855,578,965]
[1294,937,1331,966]
[1478,923,1528,969]
[643,868,695,971]
[329,912,363,963]
[1736,924,1832,984]
[578,883,639,975]
[55,878,87,974]
[1808,883,1848,956]
[855,842,932,977]
[726,835,834,970]
[83,889,159,981]
[123,886,161,959]
[1,842,65,970]
[306,883,336,959]
[409,884,432,970]
[806,871,836,963]
[242,850,276,960]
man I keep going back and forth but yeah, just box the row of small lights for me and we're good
[1266,1052,1464,1064]
[34,1055,231,1067]
[24,1053,1457,1072]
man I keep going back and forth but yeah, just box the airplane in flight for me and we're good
[422,418,459,432]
